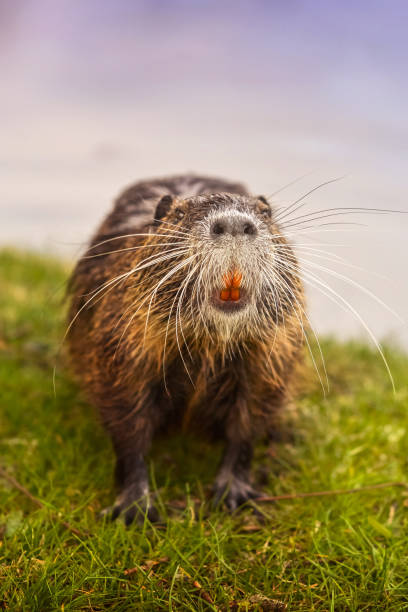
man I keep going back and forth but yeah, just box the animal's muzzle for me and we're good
[210,214,257,239]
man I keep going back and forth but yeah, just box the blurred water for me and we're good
[1,0,407,347]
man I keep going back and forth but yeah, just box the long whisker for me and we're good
[86,229,190,252]
[277,226,373,241]
[190,252,215,343]
[161,259,202,390]
[275,258,396,391]
[308,270,395,391]
[265,171,318,200]
[81,241,188,260]
[142,254,199,347]
[274,176,346,224]
[266,261,329,394]
[64,247,191,349]
[79,246,190,298]
[111,249,192,343]
[155,219,192,235]
[298,258,404,324]
[280,206,408,228]
[114,254,198,364]
[174,262,203,383]
[261,264,281,355]
[276,244,349,262]
[286,246,400,287]
[280,209,406,231]
[259,255,286,351]
[285,222,368,234]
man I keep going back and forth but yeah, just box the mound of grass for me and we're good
[1,248,408,611]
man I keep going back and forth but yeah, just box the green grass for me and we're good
[1,248,408,611]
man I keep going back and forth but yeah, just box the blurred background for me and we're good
[1,0,407,346]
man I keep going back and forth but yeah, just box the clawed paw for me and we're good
[101,487,159,526]
[213,477,260,511]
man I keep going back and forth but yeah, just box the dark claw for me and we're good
[111,505,121,521]
[213,477,260,512]
[123,503,159,526]
[101,487,159,525]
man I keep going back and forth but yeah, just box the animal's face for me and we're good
[152,193,301,343]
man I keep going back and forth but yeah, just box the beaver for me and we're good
[67,174,305,524]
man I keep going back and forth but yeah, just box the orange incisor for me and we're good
[220,270,242,301]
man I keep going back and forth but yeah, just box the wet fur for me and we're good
[67,174,305,521]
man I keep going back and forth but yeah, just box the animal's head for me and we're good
[145,192,303,345]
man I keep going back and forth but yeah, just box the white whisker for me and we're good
[81,241,188,259]
[274,176,346,224]
[265,262,329,394]
[274,257,396,391]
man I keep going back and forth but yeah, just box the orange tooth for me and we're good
[230,288,240,301]
[223,272,233,288]
[220,289,231,301]
[231,272,242,289]
[223,270,242,289]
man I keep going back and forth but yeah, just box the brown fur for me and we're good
[67,174,305,522]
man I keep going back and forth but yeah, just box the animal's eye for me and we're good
[175,208,185,220]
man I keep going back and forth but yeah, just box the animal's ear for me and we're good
[257,195,272,218]
[154,195,173,224]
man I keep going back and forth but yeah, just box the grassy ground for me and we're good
[1,248,408,611]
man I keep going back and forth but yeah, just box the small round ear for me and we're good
[258,195,272,218]
[154,195,173,224]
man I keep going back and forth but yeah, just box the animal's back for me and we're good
[96,174,248,242]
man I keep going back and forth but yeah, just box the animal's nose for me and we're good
[210,216,257,238]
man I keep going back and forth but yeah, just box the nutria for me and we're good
[67,174,305,524]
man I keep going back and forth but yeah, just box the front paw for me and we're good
[213,476,260,511]
[101,484,159,526]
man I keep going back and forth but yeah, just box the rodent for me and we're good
[67,174,305,523]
